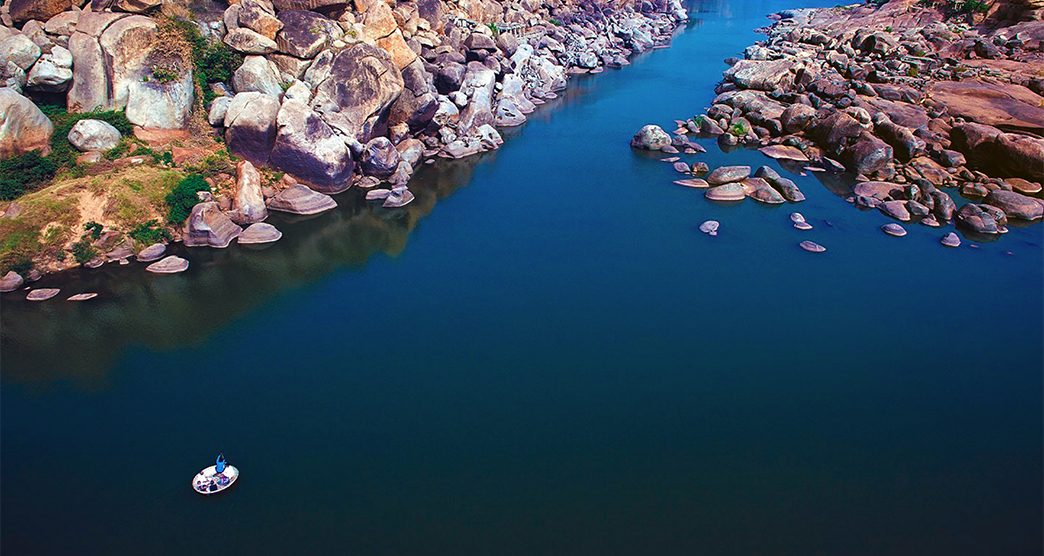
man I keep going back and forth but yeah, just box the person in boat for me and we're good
[215,453,227,474]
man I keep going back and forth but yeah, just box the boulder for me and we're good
[359,136,399,179]
[125,69,195,129]
[44,11,80,36]
[843,132,893,176]
[457,64,496,132]
[208,96,231,126]
[743,177,785,204]
[276,10,341,59]
[230,160,268,224]
[233,55,283,96]
[224,92,280,166]
[435,62,466,94]
[699,220,720,236]
[67,119,121,151]
[183,202,243,248]
[956,203,1008,234]
[706,165,751,185]
[0,34,41,71]
[238,0,283,40]
[238,222,282,244]
[268,99,354,193]
[0,271,24,292]
[985,190,1043,221]
[0,88,54,159]
[940,232,960,247]
[759,144,808,162]
[754,166,805,202]
[310,43,404,142]
[67,293,99,301]
[266,183,337,215]
[382,187,414,208]
[878,200,911,221]
[951,123,1044,181]
[26,51,73,92]
[723,58,795,91]
[799,240,826,253]
[929,80,1044,135]
[114,0,161,13]
[146,255,189,273]
[224,27,278,54]
[630,124,671,151]
[881,223,907,237]
[9,0,70,24]
[388,58,437,132]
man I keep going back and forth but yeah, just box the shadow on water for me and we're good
[0,156,490,385]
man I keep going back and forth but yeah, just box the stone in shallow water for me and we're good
[706,165,751,185]
[699,220,719,236]
[26,288,60,301]
[759,144,808,162]
[383,188,414,208]
[146,256,189,274]
[790,212,806,223]
[743,177,785,204]
[238,222,282,244]
[794,220,813,230]
[0,270,24,292]
[674,178,708,188]
[799,240,826,253]
[660,156,680,163]
[67,293,98,301]
[881,223,907,237]
[940,232,961,247]
[136,243,166,262]
[705,183,746,202]
[366,189,391,201]
[267,184,337,215]
[672,162,690,174]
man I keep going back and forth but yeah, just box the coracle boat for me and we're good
[192,464,239,495]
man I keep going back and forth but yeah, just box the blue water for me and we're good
[2,1,1042,554]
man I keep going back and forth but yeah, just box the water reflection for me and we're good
[0,156,489,386]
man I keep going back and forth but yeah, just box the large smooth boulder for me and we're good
[985,190,1043,221]
[0,271,24,292]
[224,92,280,165]
[114,0,161,13]
[238,222,282,244]
[26,54,73,92]
[276,10,341,59]
[67,32,109,112]
[434,62,466,94]
[266,184,337,215]
[233,55,283,96]
[311,43,404,142]
[952,123,1044,181]
[843,132,893,176]
[359,136,399,179]
[68,119,121,151]
[238,0,283,40]
[99,15,157,109]
[268,99,354,193]
[630,124,671,151]
[183,201,243,248]
[0,89,54,159]
[707,165,751,185]
[929,80,1044,135]
[230,160,268,224]
[125,69,194,129]
[780,103,816,133]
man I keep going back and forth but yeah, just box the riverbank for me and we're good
[0,0,685,291]
[633,0,1043,238]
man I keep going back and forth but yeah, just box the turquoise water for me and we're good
[2,1,1042,554]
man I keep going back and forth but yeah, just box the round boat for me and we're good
[192,464,239,495]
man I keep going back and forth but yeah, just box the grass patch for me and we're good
[128,219,172,246]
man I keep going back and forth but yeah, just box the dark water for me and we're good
[3,1,1042,554]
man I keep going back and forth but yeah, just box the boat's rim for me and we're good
[191,464,239,495]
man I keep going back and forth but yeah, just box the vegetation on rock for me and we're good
[165,174,211,224]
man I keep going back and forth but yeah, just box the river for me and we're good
[2,0,1042,554]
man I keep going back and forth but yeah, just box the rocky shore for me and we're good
[0,0,686,291]
[632,0,1044,238]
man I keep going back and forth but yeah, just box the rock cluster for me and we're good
[661,0,1043,234]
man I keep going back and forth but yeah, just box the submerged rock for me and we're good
[184,202,243,248]
[881,223,907,237]
[146,255,189,274]
[699,220,720,236]
[799,240,826,253]
[940,232,961,248]
[383,188,414,208]
[26,288,60,301]
[674,178,709,188]
[67,293,99,301]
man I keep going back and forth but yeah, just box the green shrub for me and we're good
[953,0,988,12]
[128,219,172,245]
[148,65,180,83]
[729,122,749,137]
[549,18,562,26]
[0,151,58,200]
[486,22,500,37]
[84,221,103,240]
[44,106,133,169]
[71,238,97,265]
[165,174,210,224]
[167,17,242,104]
